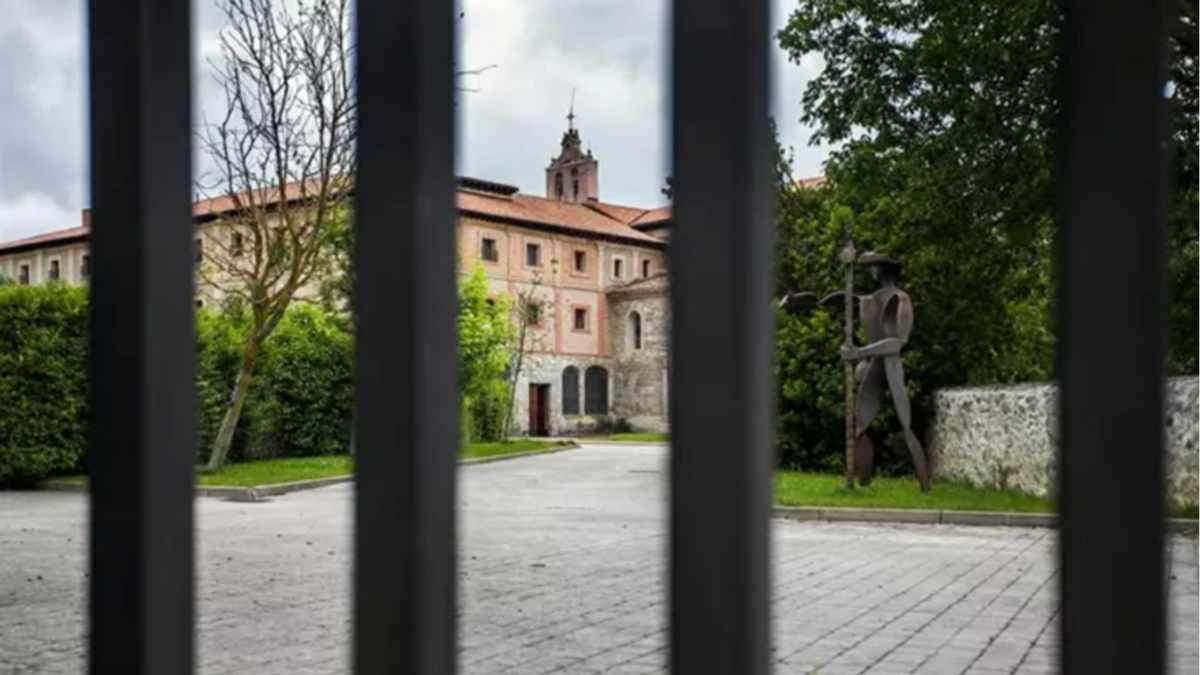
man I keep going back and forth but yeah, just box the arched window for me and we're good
[628,311,643,350]
[562,366,580,415]
[554,172,564,199]
[584,366,609,415]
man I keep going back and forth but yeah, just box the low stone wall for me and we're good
[929,377,1199,509]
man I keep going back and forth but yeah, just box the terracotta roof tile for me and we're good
[0,226,89,254]
[460,192,663,244]
[1,179,666,254]
[631,206,671,226]
[584,201,649,224]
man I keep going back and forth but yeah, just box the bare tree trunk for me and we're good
[205,337,263,471]
[502,322,528,439]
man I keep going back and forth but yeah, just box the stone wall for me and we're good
[606,274,671,433]
[928,377,1199,509]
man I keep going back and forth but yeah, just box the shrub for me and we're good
[0,285,89,486]
[255,305,354,456]
[195,303,353,460]
[0,270,515,485]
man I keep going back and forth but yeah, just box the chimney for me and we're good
[81,209,92,229]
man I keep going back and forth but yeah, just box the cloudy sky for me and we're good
[0,0,829,244]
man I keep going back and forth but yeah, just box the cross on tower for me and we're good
[567,88,577,130]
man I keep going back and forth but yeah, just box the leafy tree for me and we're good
[768,1,1060,468]
[459,265,515,442]
[777,0,1196,381]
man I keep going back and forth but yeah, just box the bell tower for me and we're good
[545,94,599,203]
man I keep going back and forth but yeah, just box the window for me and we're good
[195,238,203,263]
[642,259,652,277]
[584,366,609,415]
[561,366,580,415]
[525,242,542,267]
[554,172,564,199]
[629,311,643,350]
[573,250,587,273]
[231,232,245,257]
[573,307,589,332]
[525,302,543,326]
[481,237,499,263]
[18,264,29,285]
[613,258,624,279]
[48,260,61,281]
[80,255,91,280]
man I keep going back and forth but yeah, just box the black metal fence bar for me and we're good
[669,0,774,673]
[352,0,459,673]
[1057,0,1168,672]
[86,0,197,673]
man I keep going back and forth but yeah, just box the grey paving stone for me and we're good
[1,445,1197,675]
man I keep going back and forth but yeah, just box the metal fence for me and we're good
[85,0,1167,673]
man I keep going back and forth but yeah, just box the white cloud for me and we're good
[0,0,829,243]
[0,191,82,243]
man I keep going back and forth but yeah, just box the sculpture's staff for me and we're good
[838,239,857,491]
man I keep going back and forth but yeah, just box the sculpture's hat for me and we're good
[857,251,900,268]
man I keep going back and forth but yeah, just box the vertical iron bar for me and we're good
[353,0,458,672]
[1057,0,1168,672]
[87,0,196,673]
[669,0,773,673]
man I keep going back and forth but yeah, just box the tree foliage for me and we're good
[459,265,515,442]
[772,0,1196,471]
[778,0,1197,377]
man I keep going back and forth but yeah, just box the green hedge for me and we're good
[0,285,89,486]
[194,303,354,463]
[0,290,355,486]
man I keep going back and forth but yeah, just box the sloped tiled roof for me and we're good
[458,192,664,245]
[584,201,671,230]
[0,226,90,254]
[0,177,668,255]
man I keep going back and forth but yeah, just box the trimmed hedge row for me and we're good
[0,286,354,486]
[0,286,89,486]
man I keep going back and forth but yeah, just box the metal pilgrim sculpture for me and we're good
[779,249,931,492]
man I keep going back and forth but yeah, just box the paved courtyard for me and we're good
[1,444,1196,675]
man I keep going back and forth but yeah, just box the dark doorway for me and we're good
[528,384,551,437]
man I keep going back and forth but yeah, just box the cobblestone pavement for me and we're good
[1,444,1196,675]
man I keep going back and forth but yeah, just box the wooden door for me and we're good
[528,384,550,437]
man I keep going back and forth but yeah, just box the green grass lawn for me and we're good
[459,439,574,460]
[775,471,1054,513]
[589,433,669,443]
[775,472,1200,519]
[51,440,572,488]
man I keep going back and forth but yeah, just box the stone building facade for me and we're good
[0,121,674,437]
[607,274,670,433]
